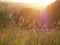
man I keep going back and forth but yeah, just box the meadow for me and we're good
[0,2,60,45]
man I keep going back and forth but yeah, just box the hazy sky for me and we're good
[0,0,6,1]
[0,0,16,2]
[0,0,56,2]
[0,0,12,1]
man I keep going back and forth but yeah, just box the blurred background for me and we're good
[0,0,60,45]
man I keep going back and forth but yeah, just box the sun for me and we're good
[11,0,56,7]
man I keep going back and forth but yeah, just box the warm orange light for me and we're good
[10,0,56,7]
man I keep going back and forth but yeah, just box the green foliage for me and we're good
[0,2,9,28]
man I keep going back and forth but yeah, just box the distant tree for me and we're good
[0,2,9,28]
[46,0,60,28]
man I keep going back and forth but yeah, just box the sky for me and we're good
[0,0,56,8]
[1,0,10,1]
[0,0,56,2]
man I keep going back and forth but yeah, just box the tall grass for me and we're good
[0,2,60,45]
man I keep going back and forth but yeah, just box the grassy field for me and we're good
[0,27,60,45]
[0,1,60,45]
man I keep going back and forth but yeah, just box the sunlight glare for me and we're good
[11,0,56,7]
